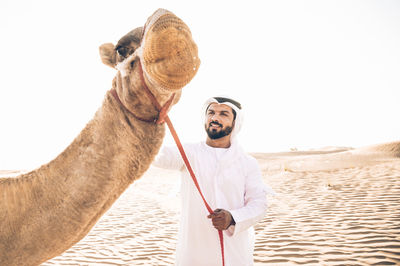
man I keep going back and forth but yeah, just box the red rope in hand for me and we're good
[134,20,224,262]
[136,60,225,266]
[164,116,225,266]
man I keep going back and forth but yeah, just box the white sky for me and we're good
[0,0,399,170]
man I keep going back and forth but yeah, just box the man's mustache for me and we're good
[209,121,222,128]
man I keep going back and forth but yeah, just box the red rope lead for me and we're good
[164,116,225,266]
[136,59,225,266]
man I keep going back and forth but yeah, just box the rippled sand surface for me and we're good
[6,143,397,265]
[253,150,400,265]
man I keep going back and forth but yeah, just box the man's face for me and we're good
[205,103,235,140]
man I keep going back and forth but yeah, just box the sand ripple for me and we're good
[38,150,400,265]
[255,159,400,265]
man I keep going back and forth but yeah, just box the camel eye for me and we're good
[116,46,128,57]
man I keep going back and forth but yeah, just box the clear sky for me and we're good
[0,0,399,170]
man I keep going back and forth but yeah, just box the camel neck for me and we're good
[0,93,165,265]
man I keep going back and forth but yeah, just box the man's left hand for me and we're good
[207,209,235,230]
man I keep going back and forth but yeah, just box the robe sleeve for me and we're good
[152,145,185,171]
[226,157,268,237]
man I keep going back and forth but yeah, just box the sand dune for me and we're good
[357,141,400,157]
[2,142,400,265]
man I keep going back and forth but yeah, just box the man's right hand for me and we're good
[207,209,235,230]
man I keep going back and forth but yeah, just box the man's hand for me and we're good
[207,209,235,230]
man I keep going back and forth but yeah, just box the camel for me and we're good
[0,9,200,266]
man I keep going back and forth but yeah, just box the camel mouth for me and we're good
[140,9,200,92]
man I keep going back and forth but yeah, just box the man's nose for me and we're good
[211,114,220,122]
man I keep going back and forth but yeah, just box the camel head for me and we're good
[99,9,200,120]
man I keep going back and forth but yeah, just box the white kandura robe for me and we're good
[153,141,269,266]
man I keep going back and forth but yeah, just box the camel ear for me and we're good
[99,43,117,68]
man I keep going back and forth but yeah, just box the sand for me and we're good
[2,142,400,265]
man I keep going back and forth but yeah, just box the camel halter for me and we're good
[110,85,175,124]
[111,21,225,266]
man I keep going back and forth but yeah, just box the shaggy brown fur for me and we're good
[0,10,194,265]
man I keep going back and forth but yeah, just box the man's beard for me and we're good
[205,122,233,140]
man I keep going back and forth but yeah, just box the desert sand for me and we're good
[1,142,399,265]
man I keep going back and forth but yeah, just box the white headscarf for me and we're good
[202,96,244,142]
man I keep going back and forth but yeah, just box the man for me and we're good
[153,96,269,266]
